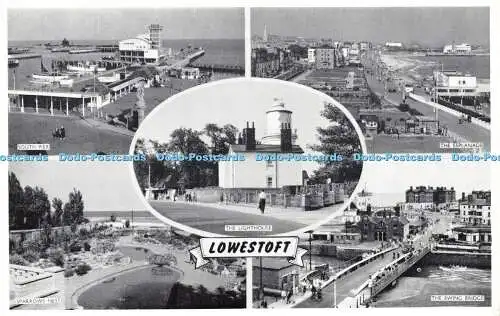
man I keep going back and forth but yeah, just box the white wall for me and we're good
[218,152,302,189]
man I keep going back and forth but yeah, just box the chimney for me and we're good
[245,121,256,151]
[280,122,292,152]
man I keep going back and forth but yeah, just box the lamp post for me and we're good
[305,230,313,271]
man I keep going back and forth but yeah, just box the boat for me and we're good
[67,62,106,73]
[50,47,70,53]
[8,59,19,68]
[8,47,30,55]
[32,59,69,83]
[69,48,99,54]
[32,73,70,83]
[98,72,130,83]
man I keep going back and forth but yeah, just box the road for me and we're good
[150,201,305,236]
[365,71,490,152]
[296,248,398,308]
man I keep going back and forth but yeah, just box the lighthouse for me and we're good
[261,98,298,146]
[218,98,304,189]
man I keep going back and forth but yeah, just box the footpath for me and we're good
[174,200,344,227]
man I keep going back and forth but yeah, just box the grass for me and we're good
[9,113,132,154]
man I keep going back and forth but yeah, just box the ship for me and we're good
[32,59,70,83]
[67,62,106,73]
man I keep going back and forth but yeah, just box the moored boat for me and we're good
[67,62,106,73]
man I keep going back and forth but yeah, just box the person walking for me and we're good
[258,190,266,214]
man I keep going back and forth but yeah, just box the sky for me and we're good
[9,161,147,213]
[252,7,490,47]
[8,8,244,41]
[134,79,363,175]
[360,158,491,206]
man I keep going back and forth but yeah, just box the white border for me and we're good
[127,77,368,237]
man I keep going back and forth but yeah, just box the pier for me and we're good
[96,45,119,52]
[8,53,41,60]
[189,63,245,75]
[159,49,206,69]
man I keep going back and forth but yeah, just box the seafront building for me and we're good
[404,186,456,210]
[459,190,491,226]
[119,24,164,64]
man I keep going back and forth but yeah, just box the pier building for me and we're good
[119,24,164,64]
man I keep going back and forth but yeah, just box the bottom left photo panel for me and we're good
[8,160,247,310]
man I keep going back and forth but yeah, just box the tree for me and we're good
[309,102,363,184]
[23,186,50,229]
[9,172,24,229]
[168,128,210,188]
[52,197,63,227]
[64,188,85,224]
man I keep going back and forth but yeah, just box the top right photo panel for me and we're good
[251,7,490,153]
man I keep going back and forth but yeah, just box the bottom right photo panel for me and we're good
[253,156,491,308]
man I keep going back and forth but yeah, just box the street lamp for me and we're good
[305,230,313,271]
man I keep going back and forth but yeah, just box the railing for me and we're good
[370,247,429,297]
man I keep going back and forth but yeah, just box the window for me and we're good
[266,176,273,188]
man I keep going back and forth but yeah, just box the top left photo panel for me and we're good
[7,8,245,155]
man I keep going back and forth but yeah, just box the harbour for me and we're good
[7,15,244,155]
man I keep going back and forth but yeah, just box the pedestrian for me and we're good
[287,290,293,304]
[258,190,266,214]
[60,125,66,140]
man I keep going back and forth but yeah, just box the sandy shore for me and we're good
[380,53,437,83]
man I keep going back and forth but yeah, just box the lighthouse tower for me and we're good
[261,99,298,145]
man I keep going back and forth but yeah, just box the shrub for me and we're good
[83,242,91,252]
[10,254,29,266]
[69,242,82,253]
[22,240,41,253]
[75,263,92,276]
[79,228,89,238]
[64,269,75,278]
[22,251,40,263]
[47,248,65,267]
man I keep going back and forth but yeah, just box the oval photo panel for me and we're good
[129,78,367,236]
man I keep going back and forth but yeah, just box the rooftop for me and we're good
[230,144,304,154]
[254,258,294,270]
[453,226,491,233]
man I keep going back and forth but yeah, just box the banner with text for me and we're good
[189,237,308,269]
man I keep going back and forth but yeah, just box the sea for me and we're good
[8,39,244,90]
[373,264,491,307]
[408,55,490,79]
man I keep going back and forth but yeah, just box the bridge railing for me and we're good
[334,246,397,282]
[370,247,430,296]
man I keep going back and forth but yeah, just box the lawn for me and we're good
[9,113,133,154]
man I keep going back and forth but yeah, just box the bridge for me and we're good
[295,228,434,308]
